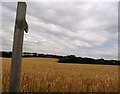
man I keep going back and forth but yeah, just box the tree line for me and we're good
[1,51,119,65]
[58,55,119,65]
[0,51,63,58]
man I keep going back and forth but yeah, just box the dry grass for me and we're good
[2,57,118,92]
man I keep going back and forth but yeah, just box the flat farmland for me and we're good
[2,58,118,92]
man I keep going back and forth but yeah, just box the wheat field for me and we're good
[2,57,118,92]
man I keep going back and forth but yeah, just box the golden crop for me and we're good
[2,58,118,92]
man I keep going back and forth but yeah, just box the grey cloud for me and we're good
[27,2,86,31]
[1,2,118,59]
[2,2,16,12]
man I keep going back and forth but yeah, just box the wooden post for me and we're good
[118,1,120,93]
[9,2,28,92]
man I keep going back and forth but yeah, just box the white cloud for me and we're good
[1,2,118,59]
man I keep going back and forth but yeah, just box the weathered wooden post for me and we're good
[9,2,28,92]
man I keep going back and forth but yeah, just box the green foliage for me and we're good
[0,51,63,58]
[58,55,119,65]
[1,51,12,57]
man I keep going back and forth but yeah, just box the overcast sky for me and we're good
[1,2,118,60]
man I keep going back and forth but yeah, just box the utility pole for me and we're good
[9,2,28,92]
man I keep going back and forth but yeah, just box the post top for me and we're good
[18,2,27,6]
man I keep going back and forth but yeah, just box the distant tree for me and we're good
[1,51,12,57]
[58,55,119,65]
[33,53,37,57]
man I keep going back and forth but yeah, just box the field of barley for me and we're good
[2,57,118,92]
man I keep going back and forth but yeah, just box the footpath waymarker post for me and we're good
[9,2,28,92]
